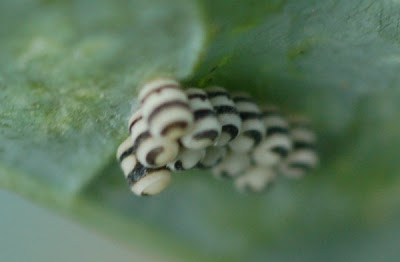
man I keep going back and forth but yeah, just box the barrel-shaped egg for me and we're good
[280,118,318,178]
[229,93,265,153]
[212,151,251,179]
[167,148,205,171]
[116,137,172,196]
[235,166,276,194]
[252,106,292,167]
[138,78,193,140]
[205,86,242,146]
[197,146,227,169]
[180,88,222,149]
[129,110,179,168]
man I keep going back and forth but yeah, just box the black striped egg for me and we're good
[197,146,227,169]
[234,166,276,194]
[279,118,318,179]
[229,92,265,153]
[116,137,171,196]
[205,86,242,146]
[252,105,292,167]
[129,110,179,168]
[180,88,222,149]
[138,78,194,140]
[212,150,251,179]
[167,147,205,171]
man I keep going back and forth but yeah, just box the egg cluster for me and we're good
[116,78,318,196]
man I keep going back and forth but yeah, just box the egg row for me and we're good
[137,78,267,151]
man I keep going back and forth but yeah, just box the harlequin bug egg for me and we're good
[212,151,251,179]
[116,137,138,178]
[129,110,179,168]
[180,88,222,149]
[138,78,193,140]
[229,92,265,153]
[116,137,172,196]
[116,136,135,163]
[197,146,227,169]
[252,106,292,167]
[279,118,318,179]
[234,166,276,194]
[167,147,205,171]
[205,86,242,146]
[127,166,172,196]
[290,118,317,143]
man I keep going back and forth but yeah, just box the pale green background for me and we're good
[0,191,151,262]
[1,190,400,262]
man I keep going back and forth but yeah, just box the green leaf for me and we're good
[0,0,205,198]
[2,0,400,261]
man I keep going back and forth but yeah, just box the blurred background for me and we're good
[2,189,400,262]
[0,191,150,262]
